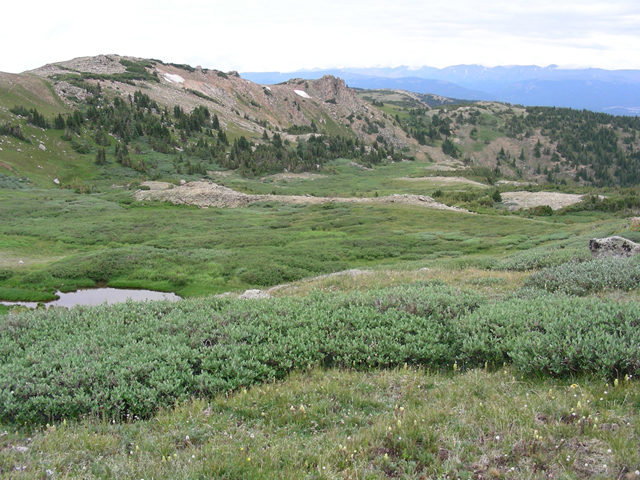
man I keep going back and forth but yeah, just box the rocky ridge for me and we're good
[28,55,410,147]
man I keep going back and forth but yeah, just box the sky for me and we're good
[2,0,640,74]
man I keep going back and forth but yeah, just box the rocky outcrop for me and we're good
[307,75,360,112]
[589,236,640,258]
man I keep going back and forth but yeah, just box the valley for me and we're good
[1,54,640,478]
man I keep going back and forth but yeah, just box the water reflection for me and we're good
[1,288,181,309]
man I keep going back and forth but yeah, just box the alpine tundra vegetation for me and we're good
[1,55,640,479]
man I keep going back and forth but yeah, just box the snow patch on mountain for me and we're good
[294,90,311,99]
[163,73,185,84]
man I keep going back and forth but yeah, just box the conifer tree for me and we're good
[95,148,107,165]
[534,140,542,158]
[54,114,66,130]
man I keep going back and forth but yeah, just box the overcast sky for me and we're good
[2,0,639,74]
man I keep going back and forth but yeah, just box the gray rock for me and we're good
[589,236,640,258]
[311,269,372,281]
[238,289,272,299]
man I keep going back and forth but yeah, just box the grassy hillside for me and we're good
[0,73,99,186]
[0,72,68,118]
[3,55,640,199]
[359,90,640,188]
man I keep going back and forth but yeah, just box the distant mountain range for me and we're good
[241,65,640,115]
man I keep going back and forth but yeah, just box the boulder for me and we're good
[589,236,640,258]
[238,289,272,300]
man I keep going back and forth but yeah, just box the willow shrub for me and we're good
[2,283,639,425]
[0,284,481,424]
[493,244,590,271]
[525,256,640,295]
[459,290,640,377]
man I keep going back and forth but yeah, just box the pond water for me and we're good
[1,288,181,309]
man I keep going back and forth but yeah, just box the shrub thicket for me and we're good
[494,244,590,271]
[2,283,640,424]
[525,256,640,295]
[459,290,640,377]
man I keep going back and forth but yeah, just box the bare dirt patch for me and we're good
[423,165,459,172]
[267,172,327,181]
[135,180,473,213]
[208,170,235,177]
[496,180,535,186]
[0,161,18,174]
[501,191,585,211]
[142,181,174,190]
[398,176,487,187]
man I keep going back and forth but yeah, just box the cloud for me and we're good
[1,0,639,72]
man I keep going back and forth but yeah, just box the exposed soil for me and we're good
[496,180,535,186]
[0,161,18,174]
[423,165,459,172]
[266,172,327,181]
[501,191,585,210]
[135,180,473,213]
[398,176,487,187]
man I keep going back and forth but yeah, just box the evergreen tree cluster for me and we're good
[507,107,640,186]
[441,137,459,158]
[10,106,49,129]
[0,123,28,142]
[219,133,405,177]
[394,109,452,147]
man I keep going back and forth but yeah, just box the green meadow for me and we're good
[0,183,617,301]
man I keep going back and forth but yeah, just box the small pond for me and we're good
[1,288,181,309]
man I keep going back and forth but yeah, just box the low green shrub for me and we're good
[525,256,640,295]
[0,269,13,281]
[497,234,529,246]
[458,291,640,378]
[70,139,91,154]
[529,205,553,216]
[0,284,481,424]
[415,233,438,244]
[494,245,590,271]
[440,232,469,241]
[0,174,29,190]
[2,282,639,424]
